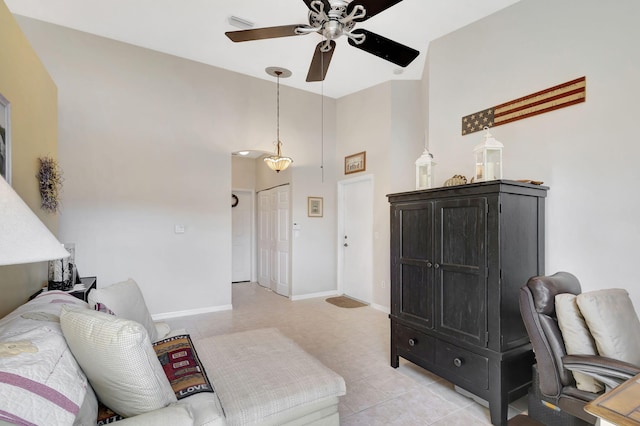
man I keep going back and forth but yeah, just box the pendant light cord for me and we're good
[276,71,281,153]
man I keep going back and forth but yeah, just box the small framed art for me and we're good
[345,151,366,175]
[308,197,323,217]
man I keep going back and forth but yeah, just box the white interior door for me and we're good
[257,185,290,296]
[231,190,252,283]
[274,186,290,296]
[257,191,271,288]
[339,176,373,303]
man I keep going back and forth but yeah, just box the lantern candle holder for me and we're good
[415,148,436,190]
[473,127,503,182]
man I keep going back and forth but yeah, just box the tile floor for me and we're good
[165,282,528,425]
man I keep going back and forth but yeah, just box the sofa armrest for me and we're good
[563,354,640,389]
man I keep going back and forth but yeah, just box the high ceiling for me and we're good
[6,0,519,98]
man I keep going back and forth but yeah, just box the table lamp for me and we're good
[0,175,69,266]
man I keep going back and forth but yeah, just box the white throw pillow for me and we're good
[87,278,158,342]
[60,306,176,418]
[555,293,604,393]
[576,288,640,366]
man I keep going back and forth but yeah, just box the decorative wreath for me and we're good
[232,194,239,208]
[36,156,63,213]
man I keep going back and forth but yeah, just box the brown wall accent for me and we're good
[0,0,59,317]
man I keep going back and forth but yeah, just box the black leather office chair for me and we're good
[519,272,640,424]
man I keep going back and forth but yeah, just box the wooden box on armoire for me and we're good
[388,180,548,426]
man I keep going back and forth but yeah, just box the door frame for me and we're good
[231,188,256,283]
[337,174,374,301]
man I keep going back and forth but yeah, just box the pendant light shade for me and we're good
[264,67,293,173]
[264,141,292,173]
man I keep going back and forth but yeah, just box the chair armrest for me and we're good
[563,354,640,389]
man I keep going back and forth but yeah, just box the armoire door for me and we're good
[434,197,488,347]
[391,201,435,330]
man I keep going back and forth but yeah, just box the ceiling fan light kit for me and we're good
[225,0,419,82]
[264,67,293,173]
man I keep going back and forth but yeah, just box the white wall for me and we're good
[337,81,423,309]
[425,0,640,307]
[290,95,339,297]
[16,16,338,315]
[231,156,256,191]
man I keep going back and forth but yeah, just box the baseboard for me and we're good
[370,303,390,314]
[290,290,340,301]
[152,304,233,320]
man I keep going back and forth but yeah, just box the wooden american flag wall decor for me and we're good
[461,76,586,135]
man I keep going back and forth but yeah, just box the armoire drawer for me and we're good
[393,322,435,363]
[435,340,488,390]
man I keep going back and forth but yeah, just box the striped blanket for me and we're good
[0,292,89,425]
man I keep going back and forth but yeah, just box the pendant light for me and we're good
[264,67,293,173]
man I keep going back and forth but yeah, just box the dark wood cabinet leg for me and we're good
[488,393,508,426]
[488,358,508,426]
[391,347,399,368]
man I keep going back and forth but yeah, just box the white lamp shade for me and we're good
[0,176,69,266]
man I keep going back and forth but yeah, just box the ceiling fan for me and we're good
[225,0,419,82]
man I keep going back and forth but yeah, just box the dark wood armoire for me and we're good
[388,180,548,426]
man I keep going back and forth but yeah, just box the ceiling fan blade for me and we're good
[226,25,303,42]
[302,0,331,13]
[347,0,404,22]
[306,41,336,82]
[347,29,419,67]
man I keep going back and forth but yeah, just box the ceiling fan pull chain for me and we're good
[320,47,325,183]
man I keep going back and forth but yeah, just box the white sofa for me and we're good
[0,280,345,425]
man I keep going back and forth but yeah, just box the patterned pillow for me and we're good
[153,334,214,400]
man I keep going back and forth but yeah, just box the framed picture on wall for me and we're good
[344,151,366,175]
[308,197,323,217]
[0,93,10,185]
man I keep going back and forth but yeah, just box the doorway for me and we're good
[257,184,291,297]
[231,190,254,283]
[337,175,373,304]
